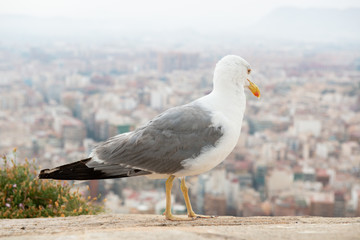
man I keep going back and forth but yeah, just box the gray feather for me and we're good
[92,104,224,174]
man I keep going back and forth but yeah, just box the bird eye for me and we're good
[248,69,251,74]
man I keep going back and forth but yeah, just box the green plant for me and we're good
[0,149,104,218]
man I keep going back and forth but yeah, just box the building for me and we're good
[334,191,346,217]
[266,168,293,198]
[204,194,227,216]
[157,52,199,73]
[310,193,334,217]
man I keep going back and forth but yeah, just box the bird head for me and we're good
[213,55,260,98]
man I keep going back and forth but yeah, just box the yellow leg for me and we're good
[180,177,215,219]
[164,175,193,221]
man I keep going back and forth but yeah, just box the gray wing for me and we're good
[90,104,224,175]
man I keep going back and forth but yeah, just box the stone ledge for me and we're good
[1,214,360,240]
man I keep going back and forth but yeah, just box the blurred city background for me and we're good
[0,0,360,217]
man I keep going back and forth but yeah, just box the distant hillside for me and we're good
[0,14,107,43]
[251,7,360,42]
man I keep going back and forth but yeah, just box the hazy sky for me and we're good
[1,0,359,26]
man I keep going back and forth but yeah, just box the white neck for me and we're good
[210,88,246,119]
[213,70,246,111]
[195,85,246,128]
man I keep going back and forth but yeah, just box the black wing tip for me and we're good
[38,158,93,180]
[38,168,59,179]
[38,168,50,179]
[37,157,150,180]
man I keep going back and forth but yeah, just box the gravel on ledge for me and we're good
[1,214,360,240]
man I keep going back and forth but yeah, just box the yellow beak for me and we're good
[247,79,260,98]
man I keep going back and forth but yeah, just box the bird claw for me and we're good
[188,213,217,219]
[165,214,196,221]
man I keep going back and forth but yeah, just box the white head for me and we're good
[213,55,260,98]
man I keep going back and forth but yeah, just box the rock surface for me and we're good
[1,214,360,240]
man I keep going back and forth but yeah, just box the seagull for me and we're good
[39,55,260,220]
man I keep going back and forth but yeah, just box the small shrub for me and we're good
[0,149,104,218]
